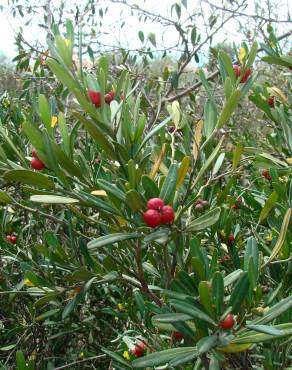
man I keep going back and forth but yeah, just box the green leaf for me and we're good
[232,323,292,344]
[30,195,79,204]
[258,191,278,223]
[246,324,283,336]
[132,347,197,368]
[199,281,215,318]
[159,163,178,204]
[39,94,51,133]
[232,143,243,169]
[246,41,258,67]
[0,344,17,351]
[197,335,218,353]
[229,272,249,313]
[0,190,12,204]
[4,170,54,190]
[16,351,26,370]
[212,272,224,315]
[219,50,236,84]
[152,313,192,323]
[187,207,221,232]
[252,296,292,325]
[125,190,144,212]
[261,55,291,67]
[170,300,216,325]
[88,233,141,250]
[142,175,160,198]
[216,90,241,129]
[73,112,116,160]
[97,179,125,202]
[148,32,156,47]
[244,237,258,272]
[138,31,144,43]
[136,116,172,156]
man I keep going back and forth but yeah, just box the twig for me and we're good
[54,354,107,370]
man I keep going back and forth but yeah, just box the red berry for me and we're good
[219,314,235,330]
[131,342,146,357]
[31,157,45,170]
[105,91,114,104]
[6,235,12,242]
[228,234,235,244]
[267,96,275,107]
[88,90,101,108]
[161,205,175,224]
[240,68,252,83]
[147,198,164,210]
[222,255,231,262]
[233,64,241,78]
[262,169,269,178]
[32,148,38,158]
[136,341,146,351]
[10,235,17,244]
[173,331,183,340]
[143,209,161,228]
[266,174,272,182]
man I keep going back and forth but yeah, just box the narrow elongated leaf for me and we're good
[252,296,292,325]
[216,90,241,129]
[232,324,292,344]
[246,325,283,336]
[187,207,221,232]
[88,233,141,250]
[159,163,178,204]
[102,348,132,368]
[0,191,12,204]
[170,300,216,325]
[132,347,197,368]
[212,272,224,315]
[152,313,192,323]
[176,156,190,189]
[4,170,54,190]
[229,272,249,313]
[30,195,79,204]
[258,191,278,223]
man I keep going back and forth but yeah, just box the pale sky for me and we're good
[0,0,291,61]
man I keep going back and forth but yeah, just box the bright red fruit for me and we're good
[147,198,164,210]
[31,157,45,170]
[267,96,275,107]
[240,68,252,83]
[88,90,101,108]
[143,209,161,228]
[161,205,175,224]
[10,235,17,244]
[220,314,235,330]
[228,234,235,244]
[32,148,38,158]
[262,169,269,177]
[233,64,241,78]
[131,341,146,357]
[6,235,12,242]
[173,331,183,340]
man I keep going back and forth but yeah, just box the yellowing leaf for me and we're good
[91,190,107,196]
[263,208,291,267]
[286,158,292,164]
[239,47,246,64]
[64,39,70,47]
[217,343,251,353]
[150,144,167,178]
[192,119,203,160]
[51,115,58,128]
[176,156,190,189]
[268,86,288,103]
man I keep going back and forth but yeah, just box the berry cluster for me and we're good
[233,64,252,83]
[88,89,115,108]
[130,341,146,358]
[6,235,17,244]
[31,149,45,171]
[143,198,175,228]
[194,198,209,211]
[262,169,272,182]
